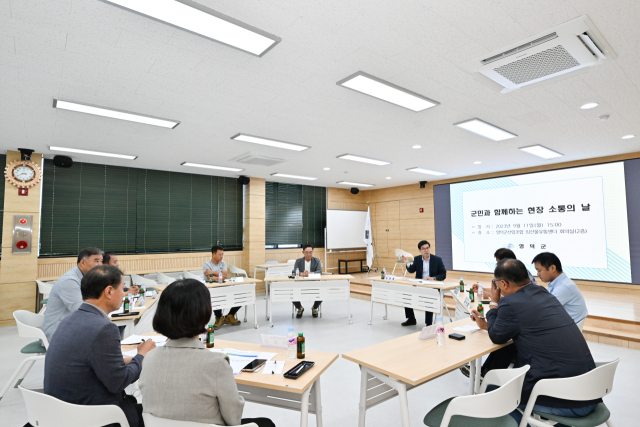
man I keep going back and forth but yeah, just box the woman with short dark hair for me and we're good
[139,279,275,427]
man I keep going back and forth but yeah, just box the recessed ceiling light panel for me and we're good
[336,71,439,112]
[454,118,516,141]
[181,162,243,172]
[100,0,280,56]
[474,161,482,164]
[412,145,422,149]
[622,135,635,140]
[337,181,374,187]
[323,167,330,171]
[337,154,390,166]
[519,145,564,159]
[407,167,447,176]
[271,173,318,181]
[580,102,599,109]
[49,146,137,160]
[53,99,180,128]
[231,134,310,152]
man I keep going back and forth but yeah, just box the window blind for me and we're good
[266,182,326,247]
[40,161,243,256]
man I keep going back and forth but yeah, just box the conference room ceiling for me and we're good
[1,0,639,189]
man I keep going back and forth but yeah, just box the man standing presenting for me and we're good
[400,240,447,326]
[203,245,241,329]
[293,244,323,318]
[42,247,103,342]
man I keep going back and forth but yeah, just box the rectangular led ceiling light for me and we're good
[407,167,447,176]
[337,154,391,166]
[519,145,564,159]
[53,99,180,128]
[231,134,310,151]
[181,162,243,172]
[270,173,318,181]
[454,118,516,141]
[336,71,439,112]
[101,0,280,56]
[49,146,137,160]
[337,181,374,187]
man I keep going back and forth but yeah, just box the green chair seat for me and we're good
[40,298,48,305]
[396,260,404,263]
[532,403,610,427]
[21,341,47,354]
[424,397,518,427]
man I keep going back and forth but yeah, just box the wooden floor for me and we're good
[346,271,640,349]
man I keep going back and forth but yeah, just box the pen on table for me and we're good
[293,363,306,375]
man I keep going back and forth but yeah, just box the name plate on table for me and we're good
[307,273,321,279]
[261,334,288,349]
[454,287,459,296]
[231,277,244,283]
[385,275,397,281]
[418,325,438,340]
[464,296,471,309]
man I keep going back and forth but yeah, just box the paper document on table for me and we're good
[121,335,168,345]
[229,356,256,375]
[307,273,321,279]
[407,279,422,283]
[453,325,481,333]
[262,361,285,375]
[257,351,277,361]
[121,341,166,357]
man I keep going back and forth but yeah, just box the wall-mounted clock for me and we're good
[4,160,42,188]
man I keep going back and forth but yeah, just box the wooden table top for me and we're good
[123,337,338,394]
[155,277,263,292]
[369,276,458,290]
[266,274,354,282]
[255,263,293,269]
[110,292,160,321]
[342,317,507,386]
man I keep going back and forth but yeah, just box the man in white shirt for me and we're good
[203,245,241,329]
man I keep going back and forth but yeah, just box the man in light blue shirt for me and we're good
[42,247,104,342]
[532,252,588,323]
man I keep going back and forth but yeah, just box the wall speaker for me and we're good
[238,176,250,185]
[350,187,359,195]
[53,155,73,168]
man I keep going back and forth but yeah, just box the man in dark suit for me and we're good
[44,265,156,427]
[400,240,447,326]
[470,259,600,425]
[293,244,323,318]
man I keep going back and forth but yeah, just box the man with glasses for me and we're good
[400,240,447,326]
[293,244,322,318]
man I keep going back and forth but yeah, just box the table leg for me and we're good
[244,305,248,322]
[254,303,258,329]
[397,381,410,427]
[358,367,368,427]
[269,292,274,328]
[442,291,452,322]
[368,298,374,325]
[474,357,482,394]
[348,294,353,324]
[469,358,476,395]
[314,377,323,427]
[300,385,311,427]
[265,280,270,321]
[384,303,388,320]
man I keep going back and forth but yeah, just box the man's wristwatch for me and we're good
[490,302,499,307]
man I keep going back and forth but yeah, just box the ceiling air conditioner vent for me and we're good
[461,16,616,93]
[481,32,558,65]
[230,152,288,167]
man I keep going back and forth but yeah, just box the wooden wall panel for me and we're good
[37,251,245,281]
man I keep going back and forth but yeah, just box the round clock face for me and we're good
[14,165,35,182]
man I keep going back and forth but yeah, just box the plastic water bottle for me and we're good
[478,284,484,300]
[436,316,445,345]
[287,327,296,359]
[295,268,300,278]
[218,273,223,284]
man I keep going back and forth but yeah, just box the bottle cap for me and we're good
[128,293,132,296]
[288,327,294,331]
[436,316,442,321]
[460,277,463,279]
[298,332,303,336]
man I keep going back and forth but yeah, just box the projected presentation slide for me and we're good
[450,162,631,282]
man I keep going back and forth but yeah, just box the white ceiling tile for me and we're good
[496,0,579,34]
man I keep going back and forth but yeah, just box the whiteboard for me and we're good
[326,210,367,249]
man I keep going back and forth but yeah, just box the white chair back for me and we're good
[577,318,585,332]
[14,311,49,349]
[36,280,54,297]
[143,413,256,427]
[183,270,204,281]
[20,386,130,427]
[265,260,279,265]
[131,274,160,289]
[394,249,413,259]
[519,359,620,427]
[287,259,296,264]
[123,275,132,288]
[130,274,145,286]
[155,272,177,284]
[441,365,529,427]
[228,265,248,277]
